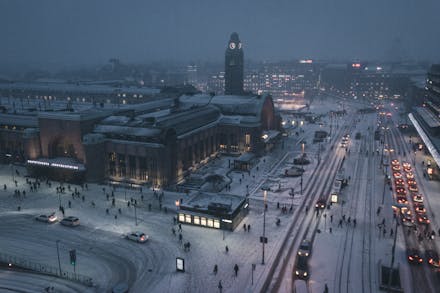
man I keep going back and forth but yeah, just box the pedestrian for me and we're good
[243,224,247,232]
[114,215,117,220]
[172,228,176,235]
[82,195,85,202]
[234,264,239,276]
[118,208,121,214]
[225,245,229,253]
[112,198,115,207]
[329,227,332,234]
[106,208,109,214]
[218,280,223,292]
[247,224,251,232]
[382,218,385,226]
[179,233,183,243]
[173,216,177,225]
[213,264,218,275]
[338,219,343,228]
[179,223,182,232]
[68,201,71,208]
[353,218,357,227]
[330,214,333,223]
[377,206,381,215]
[324,283,329,293]
[342,214,346,221]
[347,217,351,225]
[390,228,393,237]
[148,203,152,211]
[383,228,386,236]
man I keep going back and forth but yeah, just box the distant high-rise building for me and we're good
[225,32,244,95]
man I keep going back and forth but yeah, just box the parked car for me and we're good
[407,248,423,264]
[60,216,80,227]
[417,214,430,225]
[414,204,426,214]
[395,187,407,196]
[297,239,312,257]
[295,255,309,279]
[426,250,440,268]
[396,196,408,204]
[35,213,58,223]
[126,231,149,243]
[393,172,402,179]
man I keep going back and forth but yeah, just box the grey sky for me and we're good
[1,0,439,71]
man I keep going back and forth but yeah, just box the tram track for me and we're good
[266,116,354,292]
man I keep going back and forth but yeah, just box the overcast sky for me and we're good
[1,0,439,71]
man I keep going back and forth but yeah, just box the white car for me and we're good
[126,232,149,243]
[60,216,80,227]
[413,194,424,203]
[35,213,57,223]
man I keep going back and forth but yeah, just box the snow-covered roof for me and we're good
[94,125,161,137]
[179,93,269,117]
[182,192,246,214]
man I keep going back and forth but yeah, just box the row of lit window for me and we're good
[178,213,220,229]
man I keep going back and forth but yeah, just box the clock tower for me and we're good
[225,32,244,95]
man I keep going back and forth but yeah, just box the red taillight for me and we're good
[409,256,414,260]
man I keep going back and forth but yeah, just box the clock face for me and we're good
[238,42,242,49]
[229,42,236,50]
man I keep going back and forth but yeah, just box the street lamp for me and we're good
[388,204,403,289]
[261,190,267,265]
[134,203,138,226]
[56,240,62,276]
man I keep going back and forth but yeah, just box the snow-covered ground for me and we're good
[2,96,438,293]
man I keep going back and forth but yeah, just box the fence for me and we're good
[0,252,93,287]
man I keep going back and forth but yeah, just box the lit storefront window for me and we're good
[201,217,207,226]
[179,213,185,222]
[185,214,191,223]
[207,219,213,227]
[194,216,200,225]
[213,220,220,229]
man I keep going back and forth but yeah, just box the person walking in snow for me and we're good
[234,264,239,276]
[225,245,229,253]
[213,264,218,275]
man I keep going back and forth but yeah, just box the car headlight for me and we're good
[305,252,309,256]
[303,272,308,276]
[295,271,299,275]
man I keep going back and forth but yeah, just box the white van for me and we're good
[293,279,308,293]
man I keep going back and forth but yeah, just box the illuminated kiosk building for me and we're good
[1,93,279,187]
[177,192,248,230]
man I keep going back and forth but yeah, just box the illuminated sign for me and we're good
[352,63,361,68]
[299,59,313,64]
[176,257,185,272]
[27,160,79,170]
[331,194,338,203]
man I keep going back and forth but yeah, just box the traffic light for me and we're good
[69,250,76,265]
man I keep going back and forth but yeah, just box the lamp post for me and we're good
[261,190,267,265]
[388,205,402,289]
[56,240,62,276]
[134,203,138,226]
